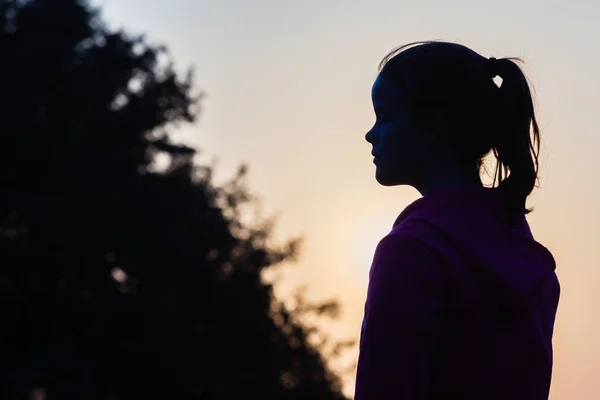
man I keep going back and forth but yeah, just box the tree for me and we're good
[0,0,353,398]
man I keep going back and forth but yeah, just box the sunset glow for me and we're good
[100,1,600,398]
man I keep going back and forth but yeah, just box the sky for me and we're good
[97,0,599,398]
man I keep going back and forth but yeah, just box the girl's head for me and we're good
[365,41,540,215]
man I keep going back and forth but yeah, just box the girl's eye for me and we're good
[375,109,387,119]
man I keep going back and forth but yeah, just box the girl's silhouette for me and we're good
[357,41,560,400]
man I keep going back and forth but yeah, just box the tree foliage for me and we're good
[0,1,352,398]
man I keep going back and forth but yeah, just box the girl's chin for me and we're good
[375,171,395,186]
[375,167,408,187]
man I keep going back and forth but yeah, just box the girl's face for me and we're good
[365,74,430,187]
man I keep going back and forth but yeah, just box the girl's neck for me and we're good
[416,163,482,197]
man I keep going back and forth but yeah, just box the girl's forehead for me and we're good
[371,75,400,104]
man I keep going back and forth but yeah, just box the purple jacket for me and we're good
[355,185,560,399]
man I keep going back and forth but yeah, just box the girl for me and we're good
[356,41,560,399]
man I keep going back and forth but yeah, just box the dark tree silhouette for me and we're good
[0,0,353,398]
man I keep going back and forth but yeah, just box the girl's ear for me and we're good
[422,110,446,147]
[422,110,458,160]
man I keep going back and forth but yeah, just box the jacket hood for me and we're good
[392,185,556,305]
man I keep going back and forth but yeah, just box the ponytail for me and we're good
[488,57,540,216]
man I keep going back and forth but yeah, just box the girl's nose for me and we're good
[365,128,376,144]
